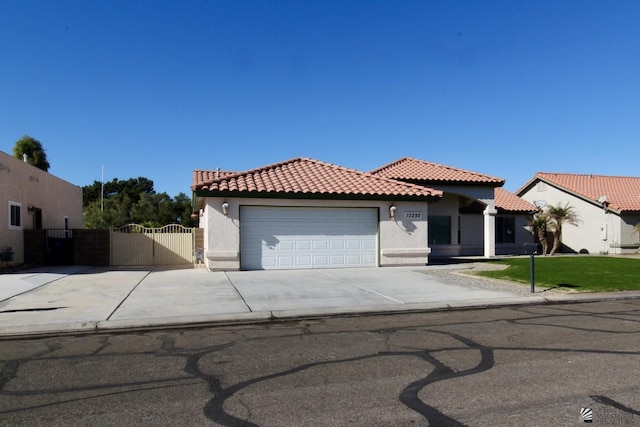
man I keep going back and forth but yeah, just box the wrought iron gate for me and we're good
[46,229,74,265]
[111,224,195,266]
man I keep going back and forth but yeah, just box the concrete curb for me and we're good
[97,311,273,331]
[4,294,640,339]
[0,321,99,337]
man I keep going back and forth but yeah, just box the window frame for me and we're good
[9,201,22,229]
[428,215,452,245]
[496,216,516,244]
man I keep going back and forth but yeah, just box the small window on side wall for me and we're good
[9,202,21,229]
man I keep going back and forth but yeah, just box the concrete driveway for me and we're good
[0,264,542,336]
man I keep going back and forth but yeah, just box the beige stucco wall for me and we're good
[520,180,639,254]
[0,151,83,265]
[200,196,432,270]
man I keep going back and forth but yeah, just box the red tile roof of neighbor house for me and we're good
[192,157,443,199]
[370,157,505,186]
[494,188,536,212]
[523,173,640,213]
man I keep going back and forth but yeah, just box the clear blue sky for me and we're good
[2,0,639,196]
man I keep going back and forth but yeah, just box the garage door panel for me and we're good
[313,241,328,250]
[295,256,311,267]
[362,240,376,250]
[261,256,277,268]
[363,254,376,264]
[314,255,329,267]
[296,240,311,250]
[240,207,377,270]
[346,255,363,265]
[346,240,362,250]
[330,240,345,249]
[278,256,294,267]
[329,255,345,265]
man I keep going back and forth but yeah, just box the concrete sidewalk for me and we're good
[0,265,638,337]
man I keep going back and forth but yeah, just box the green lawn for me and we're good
[475,256,640,292]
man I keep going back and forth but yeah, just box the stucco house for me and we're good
[192,157,443,270]
[517,173,640,255]
[192,156,536,271]
[0,150,83,266]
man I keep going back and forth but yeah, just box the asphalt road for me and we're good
[1,300,639,426]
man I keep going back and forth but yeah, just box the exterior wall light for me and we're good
[222,202,229,216]
[389,204,396,219]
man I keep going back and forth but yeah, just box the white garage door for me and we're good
[240,207,378,270]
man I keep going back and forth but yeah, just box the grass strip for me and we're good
[475,256,640,292]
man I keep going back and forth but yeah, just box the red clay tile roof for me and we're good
[524,173,640,213]
[494,188,536,213]
[370,157,505,186]
[192,169,236,184]
[192,157,443,199]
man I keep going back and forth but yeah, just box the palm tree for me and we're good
[530,211,551,255]
[547,203,582,255]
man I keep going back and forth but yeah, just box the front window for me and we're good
[429,215,451,244]
[9,202,21,229]
[496,216,515,244]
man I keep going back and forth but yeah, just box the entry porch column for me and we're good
[483,205,497,258]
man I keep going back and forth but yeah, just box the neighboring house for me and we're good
[517,173,640,255]
[192,157,442,271]
[370,157,510,258]
[0,150,83,265]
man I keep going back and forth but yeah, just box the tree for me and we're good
[82,178,197,228]
[83,177,155,206]
[530,211,551,255]
[131,192,174,227]
[173,192,198,227]
[13,135,50,171]
[83,197,130,229]
[547,203,582,255]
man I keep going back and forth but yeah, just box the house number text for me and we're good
[404,211,423,219]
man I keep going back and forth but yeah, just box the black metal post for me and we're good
[529,253,535,293]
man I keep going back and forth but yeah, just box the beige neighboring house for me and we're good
[0,150,83,265]
[192,157,442,271]
[517,173,640,255]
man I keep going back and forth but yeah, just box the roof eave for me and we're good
[398,178,505,188]
[496,207,537,214]
[514,175,541,196]
[194,189,440,202]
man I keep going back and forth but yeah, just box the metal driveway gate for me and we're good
[111,224,195,266]
[46,229,74,265]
